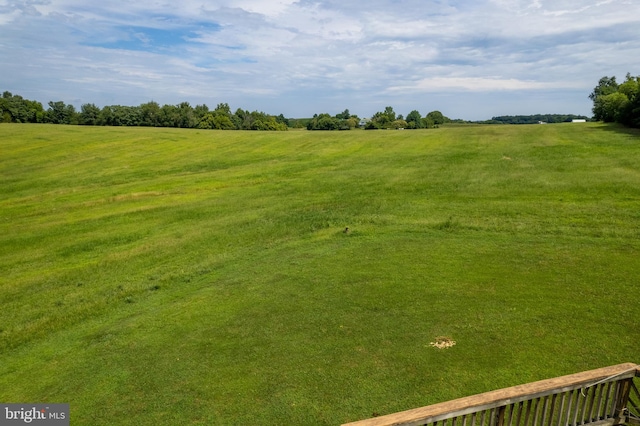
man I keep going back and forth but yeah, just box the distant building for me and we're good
[572,119,587,123]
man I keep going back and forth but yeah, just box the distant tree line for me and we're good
[306,107,449,130]
[306,109,360,130]
[0,92,46,123]
[0,91,288,130]
[589,73,640,128]
[484,114,590,125]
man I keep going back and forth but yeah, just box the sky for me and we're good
[1,0,639,121]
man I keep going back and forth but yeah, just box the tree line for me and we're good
[589,73,640,128]
[305,107,449,130]
[0,92,288,130]
[484,114,590,125]
[8,78,638,130]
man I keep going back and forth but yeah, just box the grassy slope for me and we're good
[0,123,638,425]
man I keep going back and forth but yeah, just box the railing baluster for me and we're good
[575,388,584,426]
[549,393,558,426]
[589,386,596,422]
[592,386,599,422]
[594,383,605,421]
[581,386,592,424]
[565,389,576,426]
[556,391,567,426]
[542,395,550,426]
[534,397,543,426]
[609,380,619,419]
[573,389,582,426]
[504,404,515,426]
[629,379,640,415]
[523,399,536,426]
[526,398,537,426]
[612,379,631,422]
[515,401,524,426]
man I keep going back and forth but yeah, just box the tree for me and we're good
[307,113,339,130]
[198,113,235,129]
[177,102,196,128]
[589,76,618,101]
[384,106,396,121]
[159,104,180,127]
[369,106,397,129]
[592,92,629,122]
[79,103,101,125]
[198,104,235,130]
[193,104,210,125]
[391,119,408,129]
[336,109,351,120]
[0,91,44,123]
[617,73,640,126]
[140,101,161,127]
[406,110,424,129]
[343,117,358,129]
[306,111,357,130]
[426,110,446,125]
[45,101,77,124]
[276,113,290,127]
[590,73,640,126]
[0,90,286,130]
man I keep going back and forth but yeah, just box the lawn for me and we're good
[0,123,638,425]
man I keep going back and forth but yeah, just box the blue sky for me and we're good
[1,0,639,120]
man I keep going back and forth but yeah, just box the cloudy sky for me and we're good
[1,0,639,120]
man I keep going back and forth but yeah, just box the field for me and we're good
[0,123,638,425]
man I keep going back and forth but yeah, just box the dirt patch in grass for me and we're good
[430,336,456,349]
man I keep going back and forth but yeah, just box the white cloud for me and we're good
[227,0,299,17]
[1,0,639,120]
[388,77,582,93]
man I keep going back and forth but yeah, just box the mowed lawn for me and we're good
[0,123,638,425]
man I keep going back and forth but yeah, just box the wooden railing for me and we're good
[343,363,640,426]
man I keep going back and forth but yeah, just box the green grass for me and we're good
[1,123,639,425]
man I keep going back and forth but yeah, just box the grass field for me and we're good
[1,123,639,425]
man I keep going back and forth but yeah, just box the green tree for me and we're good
[140,101,161,127]
[589,76,619,101]
[343,117,358,129]
[336,109,351,120]
[384,106,396,121]
[307,113,338,130]
[276,113,290,127]
[45,101,77,124]
[587,74,640,125]
[391,119,408,129]
[617,74,640,126]
[210,103,235,129]
[1,91,44,123]
[593,92,629,123]
[160,104,180,127]
[177,102,196,128]
[406,110,424,129]
[79,103,100,125]
[370,106,397,129]
[426,110,446,125]
[193,104,210,125]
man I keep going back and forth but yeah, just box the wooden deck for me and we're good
[343,363,640,426]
